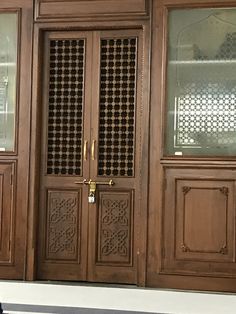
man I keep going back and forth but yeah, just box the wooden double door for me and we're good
[37,29,145,284]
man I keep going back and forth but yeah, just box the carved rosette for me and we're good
[220,187,229,196]
[219,245,228,255]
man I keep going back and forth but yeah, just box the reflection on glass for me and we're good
[0,13,17,152]
[165,8,236,156]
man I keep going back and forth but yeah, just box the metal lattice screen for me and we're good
[47,39,85,175]
[98,38,137,177]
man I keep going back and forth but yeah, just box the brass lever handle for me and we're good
[91,140,96,161]
[83,140,88,161]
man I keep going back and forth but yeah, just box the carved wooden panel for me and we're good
[0,163,14,265]
[96,191,133,265]
[162,168,236,277]
[98,37,137,177]
[35,0,149,21]
[45,190,81,261]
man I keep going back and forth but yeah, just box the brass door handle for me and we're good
[91,140,96,160]
[83,140,88,161]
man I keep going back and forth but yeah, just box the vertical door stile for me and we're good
[81,32,94,280]
[87,31,101,281]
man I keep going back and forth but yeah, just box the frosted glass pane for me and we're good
[165,8,236,156]
[0,13,17,152]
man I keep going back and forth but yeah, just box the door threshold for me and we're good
[34,280,139,290]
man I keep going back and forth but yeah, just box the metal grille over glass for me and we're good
[47,39,85,175]
[0,13,17,152]
[165,8,236,156]
[98,38,137,176]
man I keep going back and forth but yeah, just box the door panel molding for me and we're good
[0,162,15,266]
[176,182,232,261]
[45,189,82,263]
[35,0,150,22]
[162,167,236,278]
[96,190,134,266]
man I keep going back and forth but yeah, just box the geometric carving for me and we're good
[181,243,190,252]
[101,229,128,256]
[102,199,129,226]
[182,186,191,195]
[97,192,133,265]
[220,186,229,196]
[98,37,137,177]
[46,190,80,261]
[219,245,228,255]
[47,39,85,176]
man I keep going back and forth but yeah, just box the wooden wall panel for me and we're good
[175,180,233,262]
[162,167,236,277]
[96,191,133,266]
[45,190,81,262]
[0,163,14,265]
[35,0,149,21]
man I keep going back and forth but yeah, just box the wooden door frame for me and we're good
[148,0,236,292]
[26,17,151,286]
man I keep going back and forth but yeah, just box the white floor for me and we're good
[1,281,236,314]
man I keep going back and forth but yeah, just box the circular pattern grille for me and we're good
[176,83,236,148]
[175,31,236,150]
[98,38,137,177]
[47,39,85,175]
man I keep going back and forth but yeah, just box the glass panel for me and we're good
[47,39,85,176]
[98,37,137,176]
[0,13,17,152]
[165,8,236,156]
